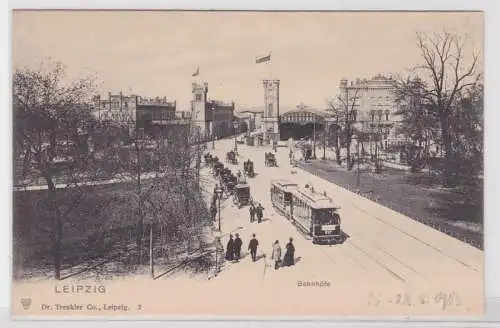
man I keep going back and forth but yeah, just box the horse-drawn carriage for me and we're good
[232,183,252,208]
[243,159,255,177]
[265,152,277,167]
[213,161,224,178]
[219,169,237,196]
[226,150,238,165]
[204,153,216,167]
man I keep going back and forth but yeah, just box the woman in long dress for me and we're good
[271,240,282,270]
[225,234,234,261]
[283,237,295,267]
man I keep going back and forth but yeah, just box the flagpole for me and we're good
[268,53,273,81]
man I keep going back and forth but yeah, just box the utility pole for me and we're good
[323,125,327,160]
[134,127,144,265]
[149,223,154,278]
[357,141,361,190]
[313,118,316,159]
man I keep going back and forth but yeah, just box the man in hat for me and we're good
[256,203,264,223]
[249,203,256,223]
[248,234,259,262]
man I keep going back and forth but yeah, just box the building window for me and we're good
[385,110,390,121]
[268,103,274,117]
[195,94,202,101]
[352,110,357,121]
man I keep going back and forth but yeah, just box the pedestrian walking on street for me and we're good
[233,233,242,261]
[249,203,256,223]
[256,203,264,223]
[214,237,224,276]
[283,237,295,267]
[225,234,234,261]
[248,234,259,262]
[271,240,282,270]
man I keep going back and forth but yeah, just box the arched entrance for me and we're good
[279,108,327,141]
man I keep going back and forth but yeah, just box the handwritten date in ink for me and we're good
[368,292,462,310]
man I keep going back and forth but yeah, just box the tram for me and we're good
[270,179,343,244]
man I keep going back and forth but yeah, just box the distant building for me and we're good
[135,96,177,136]
[190,82,236,138]
[232,112,251,135]
[92,93,187,137]
[337,74,403,147]
[92,92,137,125]
[237,107,265,131]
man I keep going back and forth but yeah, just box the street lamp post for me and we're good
[233,120,239,153]
[356,141,361,189]
[215,185,223,231]
[312,118,317,159]
[352,122,363,191]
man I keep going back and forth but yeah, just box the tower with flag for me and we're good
[191,64,208,135]
[256,52,280,142]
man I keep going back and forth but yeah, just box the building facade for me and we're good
[238,107,265,132]
[338,74,402,147]
[190,82,236,139]
[93,92,137,125]
[135,96,177,136]
[92,93,186,137]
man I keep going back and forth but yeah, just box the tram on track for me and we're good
[270,179,343,244]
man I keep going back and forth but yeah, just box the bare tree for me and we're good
[326,88,360,170]
[13,60,105,279]
[413,31,481,186]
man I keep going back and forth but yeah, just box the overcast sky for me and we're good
[12,11,483,112]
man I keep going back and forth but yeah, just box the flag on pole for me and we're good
[192,66,200,77]
[256,53,271,64]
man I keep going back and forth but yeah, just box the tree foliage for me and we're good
[13,60,105,279]
[13,60,210,279]
[412,31,481,186]
[393,77,440,172]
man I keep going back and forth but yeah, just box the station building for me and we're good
[92,92,189,138]
[190,82,237,139]
[337,74,404,148]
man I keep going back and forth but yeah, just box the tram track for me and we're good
[208,147,427,285]
[300,167,481,274]
[343,229,430,284]
[204,143,481,291]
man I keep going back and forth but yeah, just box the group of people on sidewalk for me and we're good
[216,233,296,271]
[271,238,296,270]
[223,233,260,262]
[248,202,265,223]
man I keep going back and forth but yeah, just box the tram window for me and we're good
[284,192,292,202]
[314,209,337,224]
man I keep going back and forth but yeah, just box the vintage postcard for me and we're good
[11,10,484,318]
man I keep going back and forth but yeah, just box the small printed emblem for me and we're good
[20,298,32,310]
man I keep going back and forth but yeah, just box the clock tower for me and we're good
[261,79,280,143]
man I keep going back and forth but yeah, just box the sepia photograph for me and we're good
[11,10,484,317]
